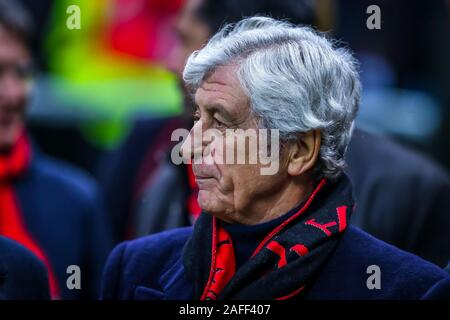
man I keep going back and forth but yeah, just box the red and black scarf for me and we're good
[0,133,60,298]
[183,175,354,300]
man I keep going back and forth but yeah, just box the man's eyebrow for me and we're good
[204,103,233,120]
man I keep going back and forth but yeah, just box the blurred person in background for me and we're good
[35,0,186,240]
[101,17,450,300]
[128,0,450,268]
[0,236,50,299]
[0,0,113,299]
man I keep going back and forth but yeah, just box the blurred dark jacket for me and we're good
[100,225,450,300]
[98,117,184,239]
[12,146,113,299]
[0,236,50,300]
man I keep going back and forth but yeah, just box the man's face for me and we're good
[181,65,289,224]
[166,0,210,77]
[0,26,31,152]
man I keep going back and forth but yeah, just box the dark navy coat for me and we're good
[0,236,50,300]
[13,149,113,299]
[346,129,450,267]
[100,226,450,300]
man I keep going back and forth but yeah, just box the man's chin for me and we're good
[197,190,211,211]
[198,190,222,215]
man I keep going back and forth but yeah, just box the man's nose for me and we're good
[180,121,204,162]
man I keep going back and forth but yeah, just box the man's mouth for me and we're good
[194,175,216,185]
[192,164,220,189]
[192,163,219,180]
[194,176,216,189]
[194,174,214,179]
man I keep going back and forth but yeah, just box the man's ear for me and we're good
[287,130,321,176]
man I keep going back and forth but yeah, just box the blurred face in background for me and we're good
[166,0,210,77]
[0,25,31,153]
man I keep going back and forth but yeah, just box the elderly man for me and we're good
[101,17,449,300]
[126,0,450,268]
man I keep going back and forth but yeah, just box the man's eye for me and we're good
[213,118,227,129]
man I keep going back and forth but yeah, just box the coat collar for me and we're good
[158,256,193,300]
[133,256,193,300]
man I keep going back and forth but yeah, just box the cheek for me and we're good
[231,163,288,206]
[196,164,251,214]
[218,164,258,202]
[212,137,274,198]
[208,133,225,163]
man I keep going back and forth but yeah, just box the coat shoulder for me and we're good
[306,226,450,299]
[31,154,101,203]
[100,227,193,299]
[0,237,50,299]
[100,225,450,300]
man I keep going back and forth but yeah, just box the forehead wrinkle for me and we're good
[194,64,251,121]
[202,64,244,96]
[201,76,242,97]
[196,85,239,108]
[195,79,245,110]
[195,81,247,106]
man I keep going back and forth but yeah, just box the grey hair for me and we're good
[183,16,361,179]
